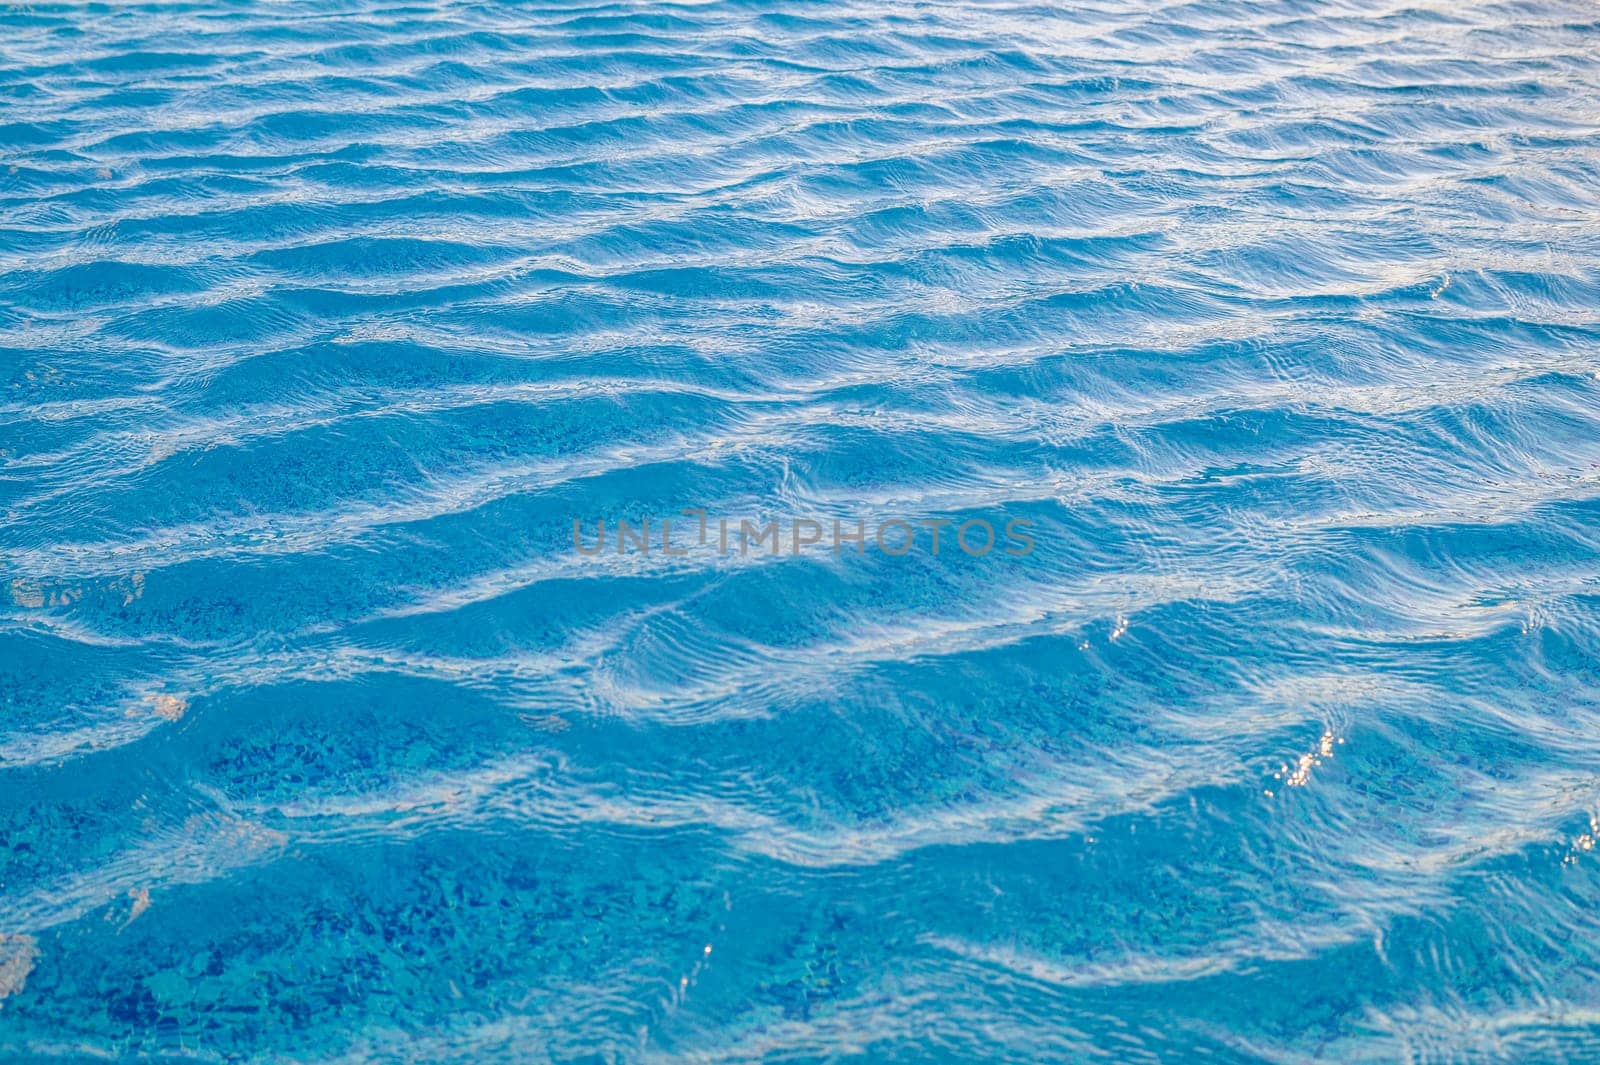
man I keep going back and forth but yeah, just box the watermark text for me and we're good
[572,511,1034,558]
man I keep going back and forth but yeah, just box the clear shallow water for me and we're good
[3,0,1600,1060]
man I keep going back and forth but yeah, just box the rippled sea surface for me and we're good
[4,0,1600,1060]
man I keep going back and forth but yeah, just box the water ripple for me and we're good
[4,0,1600,1060]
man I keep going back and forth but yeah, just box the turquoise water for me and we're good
[4,0,1600,1060]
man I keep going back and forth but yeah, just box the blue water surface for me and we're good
[4,0,1600,1060]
